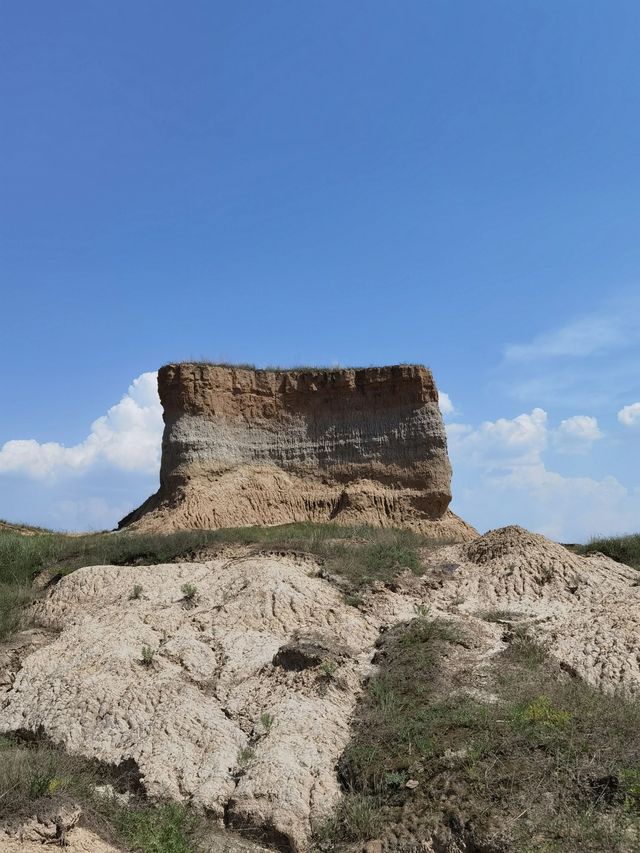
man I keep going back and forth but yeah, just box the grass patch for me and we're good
[118,802,196,853]
[320,620,640,851]
[166,361,423,373]
[0,736,197,852]
[0,522,440,640]
[575,533,640,570]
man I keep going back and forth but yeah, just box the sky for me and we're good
[1,1,639,541]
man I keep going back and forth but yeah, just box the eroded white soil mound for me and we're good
[423,525,640,695]
[2,526,639,850]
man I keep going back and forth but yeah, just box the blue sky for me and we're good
[1,2,639,540]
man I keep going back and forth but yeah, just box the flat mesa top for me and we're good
[156,363,441,417]
[162,361,427,374]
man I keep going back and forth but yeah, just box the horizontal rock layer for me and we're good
[120,363,473,537]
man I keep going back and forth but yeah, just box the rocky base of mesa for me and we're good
[120,465,477,540]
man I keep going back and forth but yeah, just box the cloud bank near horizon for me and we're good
[445,406,637,542]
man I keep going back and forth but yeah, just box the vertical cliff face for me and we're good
[119,363,474,538]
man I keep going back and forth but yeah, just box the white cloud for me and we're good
[439,391,455,416]
[447,408,548,468]
[0,372,163,480]
[447,408,634,541]
[553,415,603,454]
[463,461,638,543]
[618,402,640,428]
[498,295,640,410]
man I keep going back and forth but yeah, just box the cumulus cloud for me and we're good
[0,372,163,480]
[447,408,633,541]
[553,415,603,453]
[618,402,640,428]
[447,408,548,468]
[438,392,455,416]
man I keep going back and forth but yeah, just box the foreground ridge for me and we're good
[2,525,639,850]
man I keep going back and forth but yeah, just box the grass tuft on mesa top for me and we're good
[167,360,425,372]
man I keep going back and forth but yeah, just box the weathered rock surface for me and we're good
[422,525,640,696]
[0,826,121,853]
[2,526,639,850]
[0,555,384,852]
[119,363,475,539]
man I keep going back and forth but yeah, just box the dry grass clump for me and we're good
[166,360,425,373]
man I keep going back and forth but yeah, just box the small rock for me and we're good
[364,841,383,853]
[94,783,131,806]
[405,778,419,789]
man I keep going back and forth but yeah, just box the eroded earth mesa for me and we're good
[118,363,475,539]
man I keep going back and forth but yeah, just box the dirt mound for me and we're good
[0,827,120,853]
[119,363,476,540]
[422,525,640,695]
[2,525,639,849]
[0,554,385,852]
[465,523,575,566]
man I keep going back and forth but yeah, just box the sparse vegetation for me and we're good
[318,617,640,851]
[575,532,640,570]
[118,802,196,853]
[317,792,382,843]
[237,746,254,767]
[170,361,425,373]
[260,712,275,732]
[0,735,197,852]
[319,659,338,679]
[0,522,441,640]
[130,583,144,600]
[180,582,197,601]
[141,645,155,667]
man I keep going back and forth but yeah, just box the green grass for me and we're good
[0,736,197,853]
[118,803,196,853]
[575,533,640,570]
[165,361,424,372]
[320,619,640,851]
[0,522,439,639]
